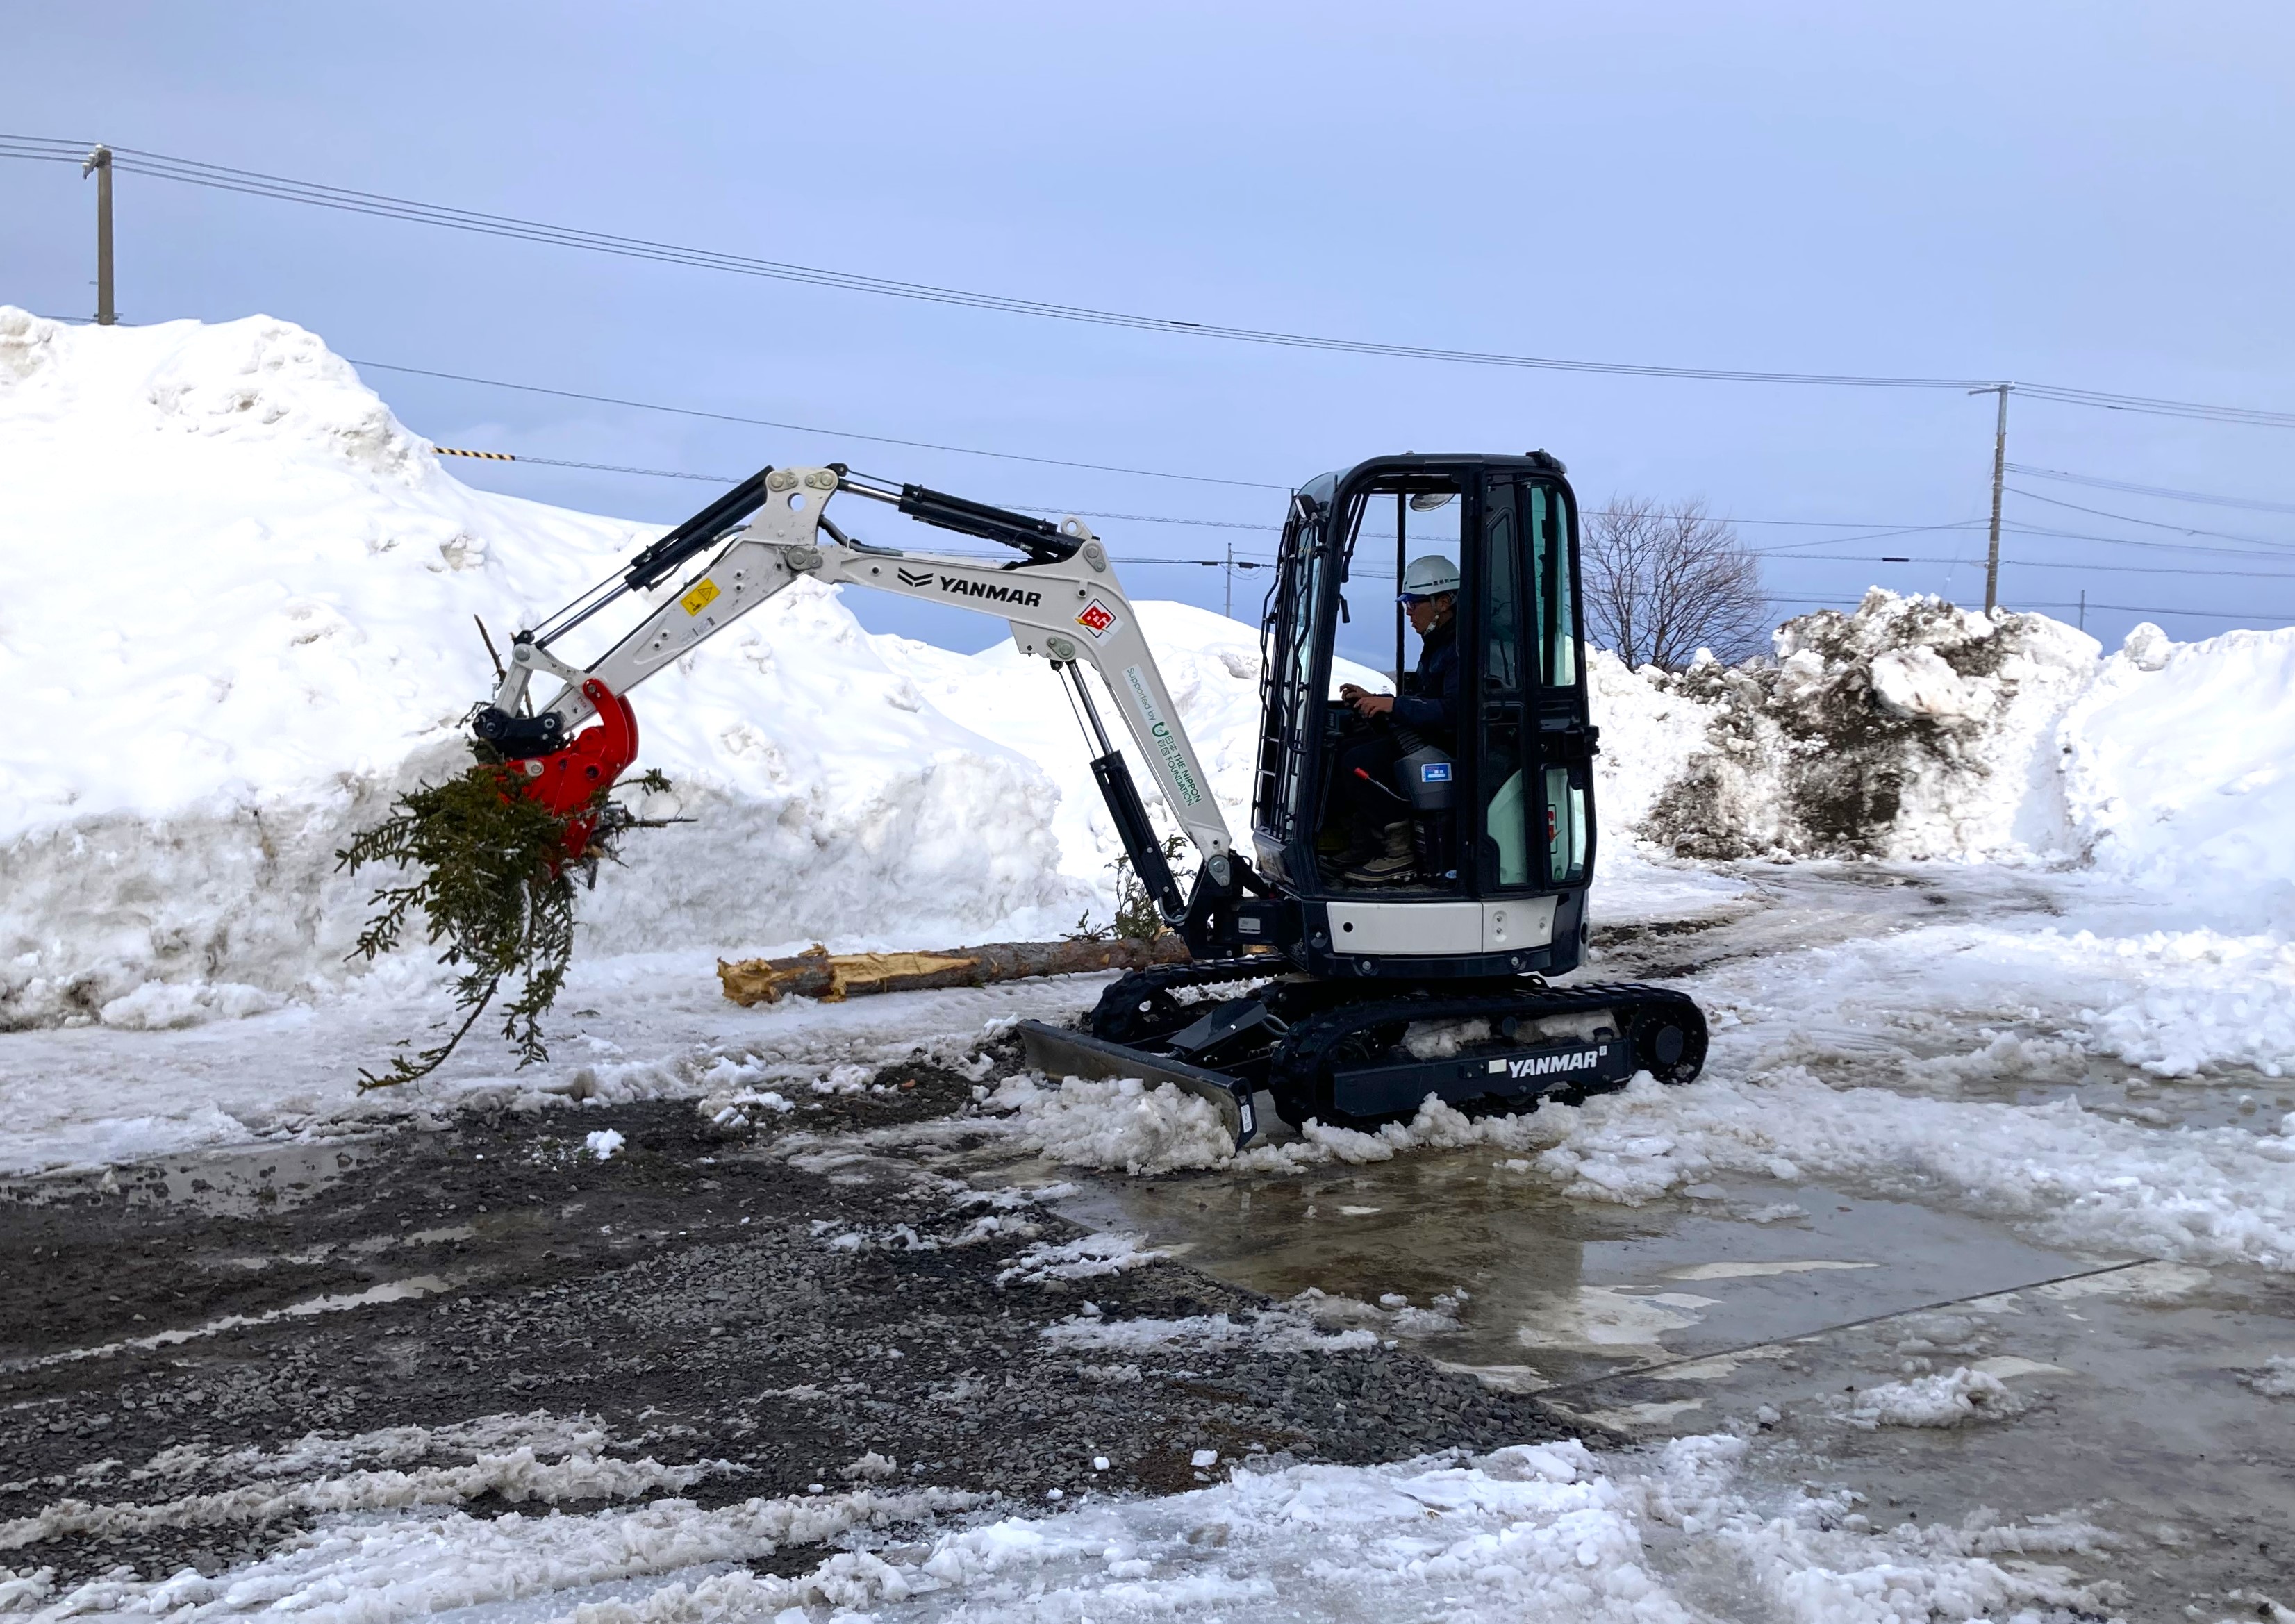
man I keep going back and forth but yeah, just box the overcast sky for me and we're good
[8,1,2293,656]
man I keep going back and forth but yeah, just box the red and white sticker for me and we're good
[1075,598,1119,638]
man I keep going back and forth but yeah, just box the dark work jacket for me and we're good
[1391,620,1460,751]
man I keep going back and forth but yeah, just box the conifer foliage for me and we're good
[336,759,675,1088]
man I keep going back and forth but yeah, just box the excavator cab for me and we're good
[1166,455,1597,979]
[1248,454,1594,965]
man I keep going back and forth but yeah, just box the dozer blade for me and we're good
[1017,1020,1259,1150]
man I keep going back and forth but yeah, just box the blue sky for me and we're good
[7,1,2293,656]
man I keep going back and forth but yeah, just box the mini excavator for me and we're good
[474,454,1707,1147]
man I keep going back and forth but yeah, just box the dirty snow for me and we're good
[1009,1052,2295,1271]
[1839,1366,2023,1430]
[1039,1303,1383,1354]
[4,1433,2117,1623]
[2248,1357,2295,1398]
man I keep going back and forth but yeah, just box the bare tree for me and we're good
[1582,497,1770,670]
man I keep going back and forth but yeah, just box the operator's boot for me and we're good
[1343,820,1418,886]
[1320,823,1383,881]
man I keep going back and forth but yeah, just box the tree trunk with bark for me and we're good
[718,935,1192,1006]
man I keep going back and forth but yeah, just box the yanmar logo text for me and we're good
[936,574,1043,608]
[1486,1045,1606,1080]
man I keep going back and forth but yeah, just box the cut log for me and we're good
[718,935,1191,1006]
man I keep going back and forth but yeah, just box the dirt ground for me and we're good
[0,1051,1585,1586]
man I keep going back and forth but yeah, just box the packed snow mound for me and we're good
[0,309,1276,1029]
[2060,622,2295,925]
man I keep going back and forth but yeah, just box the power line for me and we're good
[1765,553,2295,579]
[1997,522,2295,561]
[1767,595,2295,623]
[2005,463,2295,517]
[367,359,1286,490]
[2003,511,2295,559]
[1751,522,1988,556]
[2000,384,2295,431]
[2006,486,2295,549]
[10,133,2295,426]
[427,434,1995,542]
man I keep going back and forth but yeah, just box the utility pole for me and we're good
[1970,383,2010,612]
[81,145,115,325]
[1223,540,1234,619]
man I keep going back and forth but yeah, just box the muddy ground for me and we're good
[0,1050,1584,1585]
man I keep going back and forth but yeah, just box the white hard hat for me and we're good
[1401,554,1461,597]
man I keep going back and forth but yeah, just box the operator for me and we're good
[1329,554,1461,884]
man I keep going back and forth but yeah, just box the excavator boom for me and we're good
[477,464,1231,917]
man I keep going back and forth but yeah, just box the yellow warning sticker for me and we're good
[681,579,721,616]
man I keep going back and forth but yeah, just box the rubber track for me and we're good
[1087,956,1280,1045]
[1266,981,1708,1127]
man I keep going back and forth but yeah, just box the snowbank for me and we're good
[0,309,1308,1029]
[2058,622,2295,927]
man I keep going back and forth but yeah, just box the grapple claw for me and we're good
[495,678,640,858]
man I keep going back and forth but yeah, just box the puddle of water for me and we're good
[1052,1154,2103,1390]
[0,1139,378,1216]
[1939,1050,2295,1133]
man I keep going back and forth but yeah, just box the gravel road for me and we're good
[0,1050,1584,1585]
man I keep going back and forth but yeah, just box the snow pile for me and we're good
[2059,622,2295,927]
[1612,590,2098,862]
[25,1434,2114,1623]
[10,304,2295,1047]
[992,1072,1240,1174]
[0,308,1311,1030]
[993,1230,1167,1286]
[1840,1366,2023,1430]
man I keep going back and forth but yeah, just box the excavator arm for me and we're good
[476,464,1235,922]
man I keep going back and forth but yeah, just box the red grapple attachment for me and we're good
[511,679,640,859]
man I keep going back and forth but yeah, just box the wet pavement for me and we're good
[1013,1114,2295,1613]
[939,861,2295,1616]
